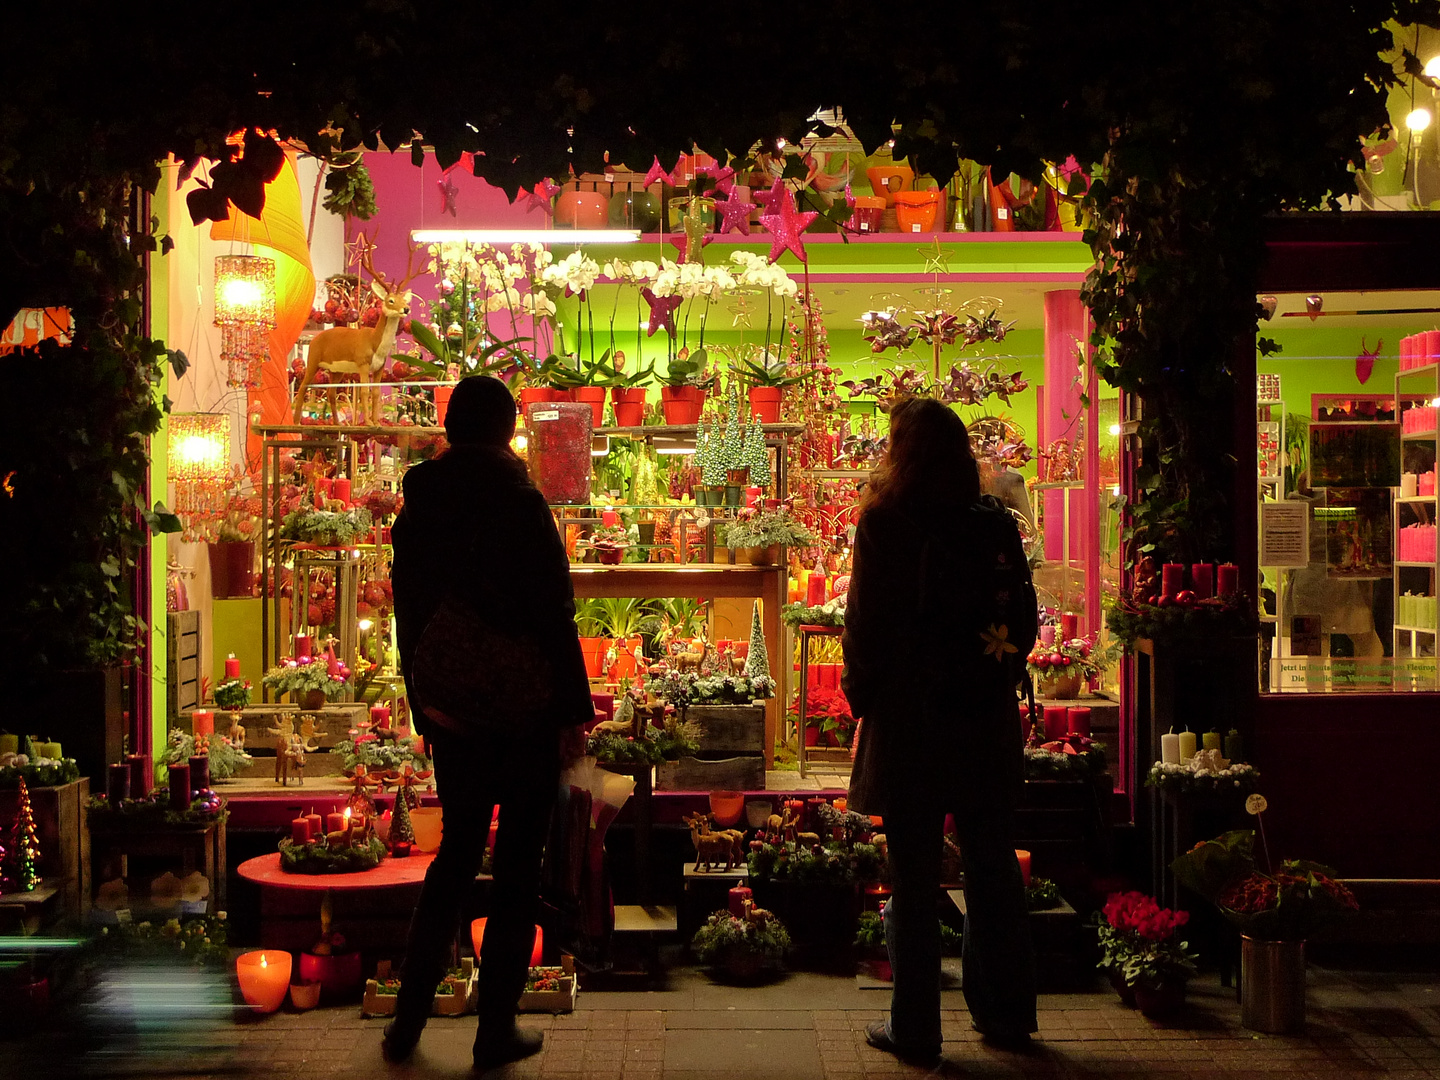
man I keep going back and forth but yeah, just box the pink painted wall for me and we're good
[1043,291,1087,564]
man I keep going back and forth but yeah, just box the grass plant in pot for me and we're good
[724,506,816,566]
[594,596,655,679]
[1093,890,1198,1017]
[1171,821,1359,1034]
[574,598,609,678]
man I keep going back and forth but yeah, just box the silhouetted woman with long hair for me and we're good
[842,396,1037,1061]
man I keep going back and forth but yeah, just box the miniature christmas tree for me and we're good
[744,600,770,683]
[721,406,745,475]
[700,418,726,488]
[389,787,416,846]
[746,423,771,488]
[6,777,40,892]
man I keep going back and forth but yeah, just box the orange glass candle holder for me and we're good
[236,950,292,1013]
[471,918,544,967]
[1015,849,1032,887]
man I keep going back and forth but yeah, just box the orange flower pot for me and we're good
[660,386,705,425]
[611,386,647,427]
[894,189,944,234]
[748,386,784,423]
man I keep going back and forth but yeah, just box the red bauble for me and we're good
[1061,656,1072,666]
[1048,653,1064,667]
[1175,590,1196,605]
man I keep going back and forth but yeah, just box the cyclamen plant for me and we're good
[1095,890,1199,990]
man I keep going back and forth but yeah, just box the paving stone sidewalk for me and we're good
[14,965,1440,1079]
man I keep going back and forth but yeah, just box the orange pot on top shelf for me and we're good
[893,189,944,234]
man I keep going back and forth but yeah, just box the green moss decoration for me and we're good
[278,835,387,874]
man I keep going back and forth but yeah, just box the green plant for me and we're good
[332,736,429,774]
[1026,877,1062,911]
[691,909,791,968]
[262,660,348,700]
[1094,891,1198,989]
[729,347,811,389]
[212,677,252,710]
[723,508,816,550]
[574,598,608,638]
[162,728,251,780]
[592,597,657,640]
[855,910,964,954]
[320,154,377,220]
[92,913,230,968]
[652,598,709,642]
[658,349,715,390]
[280,506,373,546]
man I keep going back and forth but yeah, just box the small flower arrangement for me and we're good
[1026,637,1101,683]
[162,728,251,780]
[724,507,817,551]
[780,601,845,629]
[0,750,80,788]
[212,677,252,711]
[1170,828,1359,941]
[280,505,373,547]
[92,913,230,968]
[584,522,634,552]
[792,685,856,747]
[651,667,775,706]
[1023,743,1107,780]
[747,836,885,885]
[692,908,791,974]
[587,719,700,766]
[1095,891,1198,990]
[1147,756,1260,796]
[333,735,429,776]
[262,657,349,700]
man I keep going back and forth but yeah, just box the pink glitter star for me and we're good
[754,179,787,215]
[642,156,672,189]
[715,189,754,235]
[641,289,683,338]
[758,184,818,264]
[710,166,737,196]
[437,173,459,217]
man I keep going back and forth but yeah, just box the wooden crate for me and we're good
[656,755,764,792]
[168,611,202,722]
[0,778,90,922]
[362,958,476,1017]
[684,704,765,754]
[519,955,577,1013]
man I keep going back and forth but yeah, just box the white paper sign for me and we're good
[531,409,560,422]
[1261,501,1309,567]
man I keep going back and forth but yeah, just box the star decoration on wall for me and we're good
[517,178,561,214]
[643,156,673,189]
[641,288,682,338]
[345,232,378,275]
[715,189,754,235]
[758,183,818,264]
[918,238,953,277]
[437,173,459,217]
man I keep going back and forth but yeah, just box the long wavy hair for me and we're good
[861,396,981,515]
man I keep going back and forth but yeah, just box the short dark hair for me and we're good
[444,375,516,446]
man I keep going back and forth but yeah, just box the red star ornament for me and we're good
[437,173,459,217]
[758,184,818,264]
[640,288,683,339]
[516,178,561,214]
[754,179,787,214]
[716,190,754,235]
[642,156,672,189]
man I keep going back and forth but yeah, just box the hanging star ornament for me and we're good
[642,156,673,189]
[754,179,787,215]
[517,178,561,214]
[641,288,683,338]
[710,165,737,196]
[758,183,818,264]
[345,231,378,275]
[918,237,953,277]
[715,189,754,235]
[437,172,459,217]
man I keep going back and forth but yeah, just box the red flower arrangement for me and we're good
[1103,890,1190,943]
[1095,890,1198,993]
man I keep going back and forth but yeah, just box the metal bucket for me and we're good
[1240,936,1306,1033]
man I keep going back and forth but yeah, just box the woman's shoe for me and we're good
[381,1018,425,1062]
[864,1021,940,1063]
[970,1019,1034,1050]
[474,1025,543,1069]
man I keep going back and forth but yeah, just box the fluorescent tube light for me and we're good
[411,229,641,245]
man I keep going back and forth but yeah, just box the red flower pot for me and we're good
[803,725,820,747]
[748,386,784,424]
[433,385,453,426]
[660,385,705,425]
[596,547,625,565]
[572,386,607,427]
[519,387,564,409]
[612,387,648,427]
[579,636,609,678]
[1134,980,1186,1019]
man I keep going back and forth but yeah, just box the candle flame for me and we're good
[260,955,267,968]
[344,807,352,820]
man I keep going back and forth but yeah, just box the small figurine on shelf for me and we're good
[348,764,381,822]
[283,735,307,786]
[685,813,739,873]
[298,714,328,753]
[227,714,247,752]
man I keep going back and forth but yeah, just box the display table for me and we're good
[91,811,227,914]
[237,851,435,953]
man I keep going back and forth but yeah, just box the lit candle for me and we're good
[1067,707,1091,738]
[1015,849,1032,887]
[1191,563,1214,600]
[834,797,848,814]
[370,705,391,730]
[191,710,214,738]
[1217,563,1239,597]
[291,815,312,845]
[728,886,753,918]
[331,478,351,506]
[746,486,763,507]
[1202,731,1223,753]
[1043,706,1068,740]
[326,812,346,834]
[1178,729,1197,764]
[1224,730,1245,762]
[127,753,149,796]
[294,634,312,659]
[188,755,211,794]
[236,951,292,1014]
[807,573,827,606]
[1160,728,1181,765]
[106,763,131,804]
[1161,563,1184,598]
[224,654,241,680]
[168,762,191,810]
[1060,613,1078,641]
[601,509,619,527]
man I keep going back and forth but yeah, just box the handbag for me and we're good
[410,598,555,736]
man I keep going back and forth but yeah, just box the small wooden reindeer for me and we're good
[291,236,421,424]
[685,812,738,873]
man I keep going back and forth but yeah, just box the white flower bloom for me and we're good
[521,291,557,318]
[603,258,631,281]
[630,259,660,282]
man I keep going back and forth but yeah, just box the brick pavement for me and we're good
[13,965,1440,1079]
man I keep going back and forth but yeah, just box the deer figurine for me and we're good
[292,236,421,425]
[685,812,737,873]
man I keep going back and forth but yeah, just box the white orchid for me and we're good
[521,291,557,319]
[542,251,600,294]
[630,259,660,282]
[484,286,522,313]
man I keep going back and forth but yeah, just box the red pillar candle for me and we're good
[1217,563,1239,597]
[728,886,753,918]
[1043,706,1068,739]
[326,812,346,834]
[1067,706,1092,738]
[168,762,191,811]
[1161,563,1184,598]
[191,710,214,738]
[370,705,391,730]
[746,485,763,507]
[1191,563,1214,599]
[294,634,312,659]
[1060,612,1078,641]
[106,763,131,804]
[188,754,211,794]
[601,509,619,527]
[331,478,351,506]
[224,654,241,680]
[316,477,333,501]
[304,808,322,834]
[126,753,149,797]
[806,573,827,606]
[291,815,312,845]
[1015,849,1032,887]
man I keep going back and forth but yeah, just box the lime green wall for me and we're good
[1257,323,1432,419]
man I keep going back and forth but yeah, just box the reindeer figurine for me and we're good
[292,236,421,425]
[685,812,738,873]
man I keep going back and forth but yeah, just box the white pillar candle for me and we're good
[1178,730,1197,764]
[1160,730,1181,765]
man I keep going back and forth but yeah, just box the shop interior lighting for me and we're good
[169,413,231,482]
[1425,56,1440,80]
[411,229,641,245]
[653,435,697,455]
[1107,423,1122,436]
[1407,108,1433,133]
